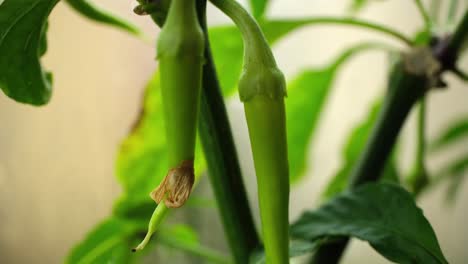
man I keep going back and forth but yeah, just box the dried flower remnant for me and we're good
[150,159,195,208]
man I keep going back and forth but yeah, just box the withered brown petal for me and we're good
[149,160,195,208]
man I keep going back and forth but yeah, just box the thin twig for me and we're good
[414,0,432,33]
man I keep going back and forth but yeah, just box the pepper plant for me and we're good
[1,0,467,263]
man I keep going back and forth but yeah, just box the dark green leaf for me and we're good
[291,182,448,264]
[249,0,268,19]
[287,43,387,183]
[430,116,468,152]
[0,0,59,105]
[66,218,145,264]
[65,0,141,36]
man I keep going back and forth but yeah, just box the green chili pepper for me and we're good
[133,0,205,251]
[210,0,289,263]
[66,0,141,36]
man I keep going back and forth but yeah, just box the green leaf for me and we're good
[321,100,379,199]
[116,73,168,200]
[249,0,268,19]
[249,240,323,264]
[66,218,145,264]
[320,99,400,200]
[65,0,141,36]
[430,116,468,152]
[158,225,233,264]
[291,182,448,264]
[0,0,59,105]
[349,0,368,13]
[287,43,387,183]
[208,26,243,96]
[433,154,468,203]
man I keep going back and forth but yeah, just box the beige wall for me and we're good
[1,0,467,263]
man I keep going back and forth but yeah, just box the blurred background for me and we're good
[1,0,468,263]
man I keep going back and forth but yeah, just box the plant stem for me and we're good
[311,49,431,264]
[448,10,468,56]
[209,0,276,68]
[407,97,429,196]
[417,97,427,170]
[438,9,468,70]
[452,67,468,80]
[414,0,432,33]
[271,17,414,46]
[196,1,260,263]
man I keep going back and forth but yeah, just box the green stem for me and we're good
[417,98,427,170]
[311,49,431,264]
[209,0,276,68]
[196,1,261,263]
[414,0,432,33]
[271,17,414,46]
[407,97,429,196]
[133,203,169,251]
[452,67,468,80]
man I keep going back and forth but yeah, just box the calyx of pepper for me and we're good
[151,159,195,208]
[238,64,286,102]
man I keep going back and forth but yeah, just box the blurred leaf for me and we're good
[249,0,269,19]
[433,154,468,203]
[66,218,145,264]
[287,43,387,183]
[116,73,168,200]
[158,225,233,264]
[430,116,468,152]
[348,0,369,13]
[321,101,380,199]
[291,183,448,264]
[249,239,322,264]
[208,26,243,96]
[0,0,59,105]
[67,220,223,264]
[321,99,400,200]
[348,0,385,13]
[445,172,465,204]
[65,0,141,36]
